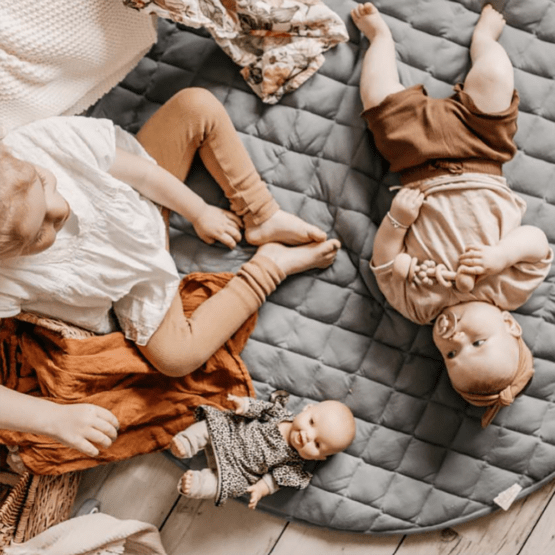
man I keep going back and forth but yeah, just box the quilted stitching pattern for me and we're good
[89,0,555,534]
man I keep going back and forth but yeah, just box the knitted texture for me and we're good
[0,0,157,132]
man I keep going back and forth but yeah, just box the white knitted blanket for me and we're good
[0,0,157,132]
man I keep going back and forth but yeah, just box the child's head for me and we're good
[0,146,69,259]
[433,301,534,425]
[289,400,356,460]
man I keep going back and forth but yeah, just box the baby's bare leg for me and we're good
[351,3,404,110]
[464,5,513,113]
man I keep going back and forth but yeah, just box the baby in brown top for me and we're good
[352,3,553,426]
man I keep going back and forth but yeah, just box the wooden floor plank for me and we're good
[519,481,555,555]
[270,521,402,555]
[80,452,183,528]
[160,496,286,555]
[72,462,114,516]
[395,480,555,555]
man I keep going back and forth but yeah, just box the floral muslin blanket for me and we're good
[123,0,348,103]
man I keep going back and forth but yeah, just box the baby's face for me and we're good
[289,403,350,461]
[433,301,521,393]
[0,150,69,257]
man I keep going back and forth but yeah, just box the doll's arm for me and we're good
[458,226,550,277]
[0,386,119,457]
[372,188,425,266]
[227,394,250,415]
[247,474,278,509]
[108,148,242,249]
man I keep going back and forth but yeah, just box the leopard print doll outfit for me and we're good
[196,392,312,505]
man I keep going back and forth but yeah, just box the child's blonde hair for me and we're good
[0,145,30,258]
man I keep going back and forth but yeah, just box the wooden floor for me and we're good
[73,451,555,555]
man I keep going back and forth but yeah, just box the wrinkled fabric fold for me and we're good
[0,272,256,475]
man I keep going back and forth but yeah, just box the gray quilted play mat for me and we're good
[89,0,555,535]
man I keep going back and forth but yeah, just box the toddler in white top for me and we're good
[0,88,341,460]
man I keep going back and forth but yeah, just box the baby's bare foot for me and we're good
[351,3,390,41]
[256,239,341,276]
[473,4,506,42]
[245,210,327,246]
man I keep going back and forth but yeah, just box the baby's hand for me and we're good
[458,244,506,277]
[390,188,425,228]
[192,204,243,249]
[47,403,119,457]
[227,394,247,415]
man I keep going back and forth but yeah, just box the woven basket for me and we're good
[0,468,81,551]
[0,313,90,551]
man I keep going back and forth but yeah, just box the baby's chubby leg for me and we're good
[464,5,513,113]
[351,3,405,110]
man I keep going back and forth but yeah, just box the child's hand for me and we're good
[390,188,425,227]
[227,394,247,415]
[191,204,243,249]
[47,403,119,457]
[458,244,506,277]
[247,480,271,509]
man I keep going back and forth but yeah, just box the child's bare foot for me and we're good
[245,210,327,246]
[351,3,390,42]
[473,4,506,43]
[255,239,341,276]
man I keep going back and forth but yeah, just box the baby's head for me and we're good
[433,301,534,426]
[289,400,356,461]
[0,145,69,259]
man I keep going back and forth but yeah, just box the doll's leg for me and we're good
[137,88,325,244]
[137,240,340,377]
[351,3,405,111]
[170,421,209,459]
[463,5,513,113]
[178,469,218,499]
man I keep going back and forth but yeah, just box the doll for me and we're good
[170,391,356,508]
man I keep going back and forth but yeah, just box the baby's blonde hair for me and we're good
[0,145,31,258]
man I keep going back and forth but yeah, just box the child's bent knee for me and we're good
[138,343,207,378]
[170,88,225,120]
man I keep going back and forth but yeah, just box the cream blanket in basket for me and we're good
[4,513,167,555]
[0,0,157,132]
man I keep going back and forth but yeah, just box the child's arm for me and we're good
[108,148,243,249]
[372,188,425,266]
[0,386,119,457]
[247,474,278,509]
[458,226,550,277]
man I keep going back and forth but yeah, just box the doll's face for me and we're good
[433,301,521,393]
[289,401,355,461]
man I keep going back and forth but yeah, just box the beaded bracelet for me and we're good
[386,211,409,229]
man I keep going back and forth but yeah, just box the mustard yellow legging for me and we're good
[135,88,284,377]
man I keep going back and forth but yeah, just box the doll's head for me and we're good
[433,301,534,426]
[288,400,356,461]
[0,145,69,259]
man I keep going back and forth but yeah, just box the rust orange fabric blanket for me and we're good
[0,273,256,475]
